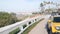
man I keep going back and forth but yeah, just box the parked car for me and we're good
[47,15,60,34]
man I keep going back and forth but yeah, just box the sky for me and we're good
[0,0,60,13]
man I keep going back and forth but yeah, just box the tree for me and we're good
[10,13,18,23]
[0,12,18,27]
[40,3,44,7]
[40,3,44,13]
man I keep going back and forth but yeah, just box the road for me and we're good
[28,15,50,34]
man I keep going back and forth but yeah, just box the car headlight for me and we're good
[56,26,60,30]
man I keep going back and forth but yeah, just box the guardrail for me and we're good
[0,15,45,34]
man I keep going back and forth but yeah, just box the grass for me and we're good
[21,18,44,34]
[9,27,20,34]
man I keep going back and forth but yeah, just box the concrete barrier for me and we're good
[0,15,47,34]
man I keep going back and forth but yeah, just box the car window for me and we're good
[53,17,60,22]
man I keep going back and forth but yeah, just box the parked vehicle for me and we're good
[47,15,60,34]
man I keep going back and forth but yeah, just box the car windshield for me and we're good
[53,17,60,22]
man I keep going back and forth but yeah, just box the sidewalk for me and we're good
[28,18,48,34]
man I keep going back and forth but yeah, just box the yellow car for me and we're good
[47,15,60,34]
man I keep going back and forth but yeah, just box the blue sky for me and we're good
[0,0,60,13]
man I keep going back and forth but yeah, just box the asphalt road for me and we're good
[28,15,50,34]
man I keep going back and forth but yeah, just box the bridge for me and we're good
[0,15,51,34]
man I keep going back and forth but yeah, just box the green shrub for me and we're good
[9,28,20,34]
[0,12,18,27]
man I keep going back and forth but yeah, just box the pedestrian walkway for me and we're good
[28,17,49,34]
